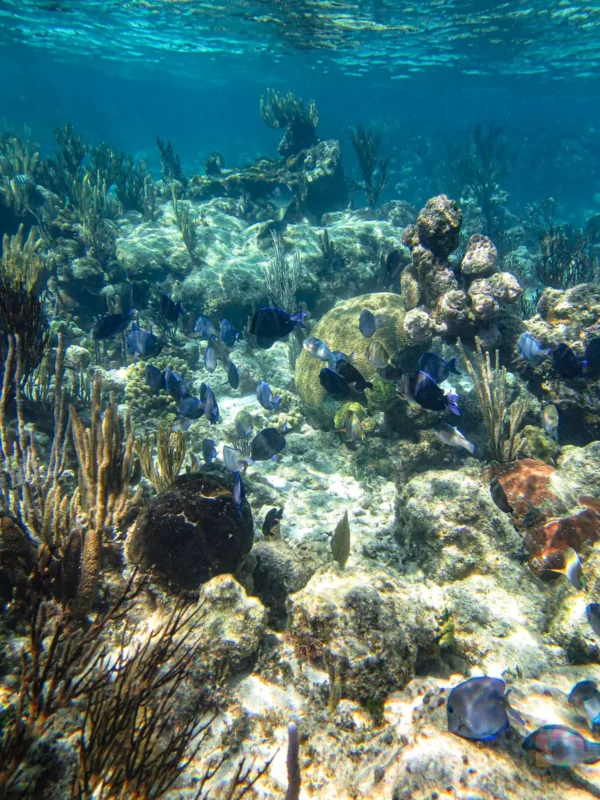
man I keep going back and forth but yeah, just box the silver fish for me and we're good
[433,423,475,454]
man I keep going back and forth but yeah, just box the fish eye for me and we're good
[448,705,454,713]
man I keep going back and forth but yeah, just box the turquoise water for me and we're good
[2,0,600,216]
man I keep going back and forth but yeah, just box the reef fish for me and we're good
[126,322,161,357]
[335,359,373,392]
[220,318,242,348]
[204,345,217,373]
[227,360,240,389]
[144,364,165,392]
[263,507,283,537]
[490,478,512,514]
[418,352,461,384]
[303,336,335,366]
[553,342,583,379]
[232,470,244,517]
[406,371,460,415]
[201,383,219,425]
[251,427,286,461]
[587,603,600,636]
[541,403,560,441]
[202,438,217,465]
[336,410,364,442]
[235,410,254,439]
[256,380,282,411]
[223,445,253,472]
[547,546,585,590]
[568,680,600,730]
[583,337,600,377]
[365,341,389,369]
[249,307,307,349]
[376,362,403,383]
[447,676,523,741]
[194,314,218,341]
[164,368,187,401]
[267,183,294,211]
[522,725,600,767]
[359,309,383,338]
[517,332,551,366]
[433,423,475,454]
[319,367,350,396]
[160,294,184,323]
[177,395,204,420]
[93,308,136,340]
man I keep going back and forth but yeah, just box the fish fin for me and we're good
[584,742,600,764]
[505,695,525,726]
[447,357,461,375]
[446,393,461,416]
[365,381,374,390]
[291,311,308,327]
[465,441,476,455]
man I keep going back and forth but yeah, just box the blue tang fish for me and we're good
[447,676,523,741]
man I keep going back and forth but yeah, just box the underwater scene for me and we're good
[3,0,600,798]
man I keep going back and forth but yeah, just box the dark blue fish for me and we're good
[160,294,184,323]
[256,380,282,411]
[220,318,242,348]
[201,383,219,425]
[517,332,551,366]
[587,603,600,636]
[250,427,286,461]
[232,470,244,517]
[202,438,217,465]
[553,342,583,379]
[263,507,283,536]
[177,395,204,420]
[194,314,218,341]
[93,308,135,340]
[490,478,512,514]
[249,307,307,349]
[377,363,403,383]
[319,367,349,396]
[164,368,187,401]
[335,359,373,392]
[414,371,460,415]
[144,364,165,392]
[583,337,600,377]
[418,352,461,384]
[126,322,162,357]
[359,309,383,338]
[204,345,217,373]
[227,360,240,389]
[447,676,523,741]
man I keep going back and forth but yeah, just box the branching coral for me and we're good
[526,197,599,290]
[450,125,516,244]
[260,88,319,157]
[0,129,40,180]
[0,225,49,385]
[135,421,187,492]
[172,185,200,261]
[349,125,390,207]
[157,136,186,186]
[89,142,153,213]
[264,232,302,312]
[457,337,525,463]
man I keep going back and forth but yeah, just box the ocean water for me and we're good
[3,2,600,799]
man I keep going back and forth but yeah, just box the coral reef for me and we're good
[260,88,319,157]
[127,472,254,591]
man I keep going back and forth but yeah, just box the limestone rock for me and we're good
[286,566,446,705]
[558,441,600,497]
[397,470,523,582]
[415,194,462,258]
[197,575,267,672]
[460,233,498,276]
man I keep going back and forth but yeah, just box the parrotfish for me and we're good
[303,336,335,366]
[433,423,475,454]
[447,676,523,741]
[522,725,600,767]
[568,680,600,730]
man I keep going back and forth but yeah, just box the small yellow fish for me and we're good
[548,547,586,590]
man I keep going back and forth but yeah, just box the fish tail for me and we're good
[446,394,461,416]
[292,311,308,327]
[365,381,374,390]
[465,440,476,455]
[448,357,461,375]
[584,742,600,764]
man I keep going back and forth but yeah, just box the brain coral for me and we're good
[295,292,409,417]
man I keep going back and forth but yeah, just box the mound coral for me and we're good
[127,472,254,591]
[295,292,411,419]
